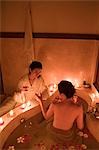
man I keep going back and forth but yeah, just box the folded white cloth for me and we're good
[0,96,16,117]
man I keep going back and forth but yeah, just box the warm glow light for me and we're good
[9,110,14,117]
[65,78,73,83]
[27,101,31,107]
[21,103,26,109]
[96,116,99,119]
[48,83,57,96]
[0,117,4,125]
[53,83,57,89]
[74,80,80,88]
[49,84,54,92]
[64,78,82,88]
[90,93,95,100]
[95,92,99,98]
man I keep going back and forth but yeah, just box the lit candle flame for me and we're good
[96,116,99,119]
[0,117,4,125]
[49,84,54,92]
[27,101,31,107]
[9,110,14,117]
[21,103,26,109]
[49,83,57,96]
[74,79,80,88]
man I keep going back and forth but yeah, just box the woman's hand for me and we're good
[35,93,43,104]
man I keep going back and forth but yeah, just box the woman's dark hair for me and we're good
[58,80,75,98]
[29,61,42,71]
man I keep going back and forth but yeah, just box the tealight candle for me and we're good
[27,101,31,107]
[75,83,80,88]
[49,85,54,92]
[21,103,26,109]
[0,117,4,125]
[96,116,99,119]
[74,80,80,89]
[9,110,14,117]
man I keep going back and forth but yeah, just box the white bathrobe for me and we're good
[17,74,49,101]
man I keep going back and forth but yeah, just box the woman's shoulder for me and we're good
[70,101,83,109]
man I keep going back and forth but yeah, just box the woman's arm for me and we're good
[76,105,84,130]
[35,94,54,120]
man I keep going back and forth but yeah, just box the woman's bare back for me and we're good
[53,101,83,130]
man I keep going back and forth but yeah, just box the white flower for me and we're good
[20,118,25,123]
[7,145,15,150]
[78,131,84,136]
[83,133,88,138]
[40,145,47,150]
[29,122,32,125]
[17,136,24,143]
[81,144,87,149]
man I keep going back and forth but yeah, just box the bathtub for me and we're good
[0,97,52,149]
[0,86,98,149]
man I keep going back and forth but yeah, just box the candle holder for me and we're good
[21,103,26,109]
[27,101,31,107]
[48,83,57,96]
[83,81,91,88]
[9,110,14,117]
[0,117,4,125]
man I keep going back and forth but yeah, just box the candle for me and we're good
[9,110,14,117]
[21,103,26,109]
[48,83,57,96]
[75,82,80,88]
[96,116,99,119]
[0,117,4,125]
[27,101,31,107]
[49,84,54,92]
[49,83,57,91]
[74,80,80,89]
